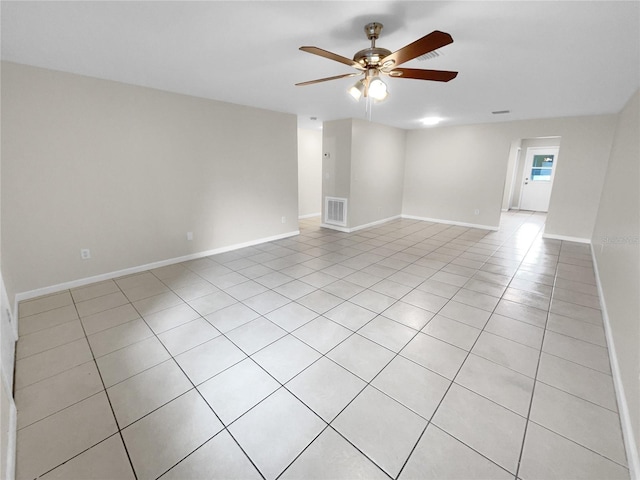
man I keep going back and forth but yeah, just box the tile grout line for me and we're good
[514,239,630,475]
[62,292,139,480]
[274,217,538,478]
[269,221,478,479]
[118,282,269,480]
[17,215,519,478]
[14,212,621,479]
[162,220,489,479]
[394,212,547,479]
[512,238,560,479]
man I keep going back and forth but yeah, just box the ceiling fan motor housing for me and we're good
[353,22,392,68]
[353,47,392,67]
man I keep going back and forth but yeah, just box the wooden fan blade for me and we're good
[300,46,365,70]
[381,30,453,68]
[388,68,458,82]
[296,72,360,86]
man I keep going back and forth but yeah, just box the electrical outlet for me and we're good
[186,232,193,241]
[474,209,480,215]
[281,216,286,224]
[80,249,91,260]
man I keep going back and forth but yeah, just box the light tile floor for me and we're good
[15,212,630,479]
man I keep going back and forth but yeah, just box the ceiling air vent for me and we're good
[417,50,442,61]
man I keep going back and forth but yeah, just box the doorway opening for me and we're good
[504,136,561,213]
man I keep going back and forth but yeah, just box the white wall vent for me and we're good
[325,197,347,227]
[417,50,442,61]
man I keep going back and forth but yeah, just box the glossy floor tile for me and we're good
[14,212,630,479]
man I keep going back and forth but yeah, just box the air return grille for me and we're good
[417,50,442,61]
[325,197,347,227]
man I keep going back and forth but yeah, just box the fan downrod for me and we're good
[354,22,392,68]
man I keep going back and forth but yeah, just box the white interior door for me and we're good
[519,147,559,212]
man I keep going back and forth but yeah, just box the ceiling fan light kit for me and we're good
[367,76,388,101]
[297,22,458,120]
[347,81,365,101]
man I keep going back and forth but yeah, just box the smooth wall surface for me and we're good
[403,115,617,235]
[403,123,513,228]
[322,119,353,223]
[297,128,322,217]
[349,119,405,227]
[592,89,640,470]
[543,116,616,240]
[1,62,298,305]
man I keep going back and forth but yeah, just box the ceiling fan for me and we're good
[296,22,458,102]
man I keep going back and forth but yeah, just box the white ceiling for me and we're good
[2,1,639,130]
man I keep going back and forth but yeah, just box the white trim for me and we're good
[320,223,351,233]
[14,230,299,304]
[5,395,16,480]
[13,298,18,329]
[542,232,591,244]
[298,212,321,219]
[349,215,401,232]
[1,364,16,480]
[401,214,499,231]
[0,271,17,480]
[591,245,639,480]
[321,215,401,233]
[1,273,17,343]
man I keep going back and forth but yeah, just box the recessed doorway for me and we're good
[506,136,561,213]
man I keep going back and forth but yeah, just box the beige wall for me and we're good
[1,62,298,305]
[591,89,640,469]
[544,117,617,239]
[403,115,617,235]
[322,119,405,229]
[297,128,322,217]
[321,119,353,225]
[349,119,406,227]
[403,123,514,228]
[322,119,353,202]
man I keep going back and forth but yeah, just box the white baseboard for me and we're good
[542,232,591,244]
[401,214,499,231]
[591,245,639,480]
[321,215,401,233]
[320,223,350,233]
[298,212,321,219]
[14,230,300,305]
